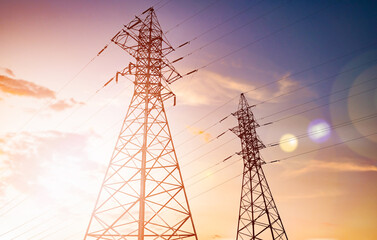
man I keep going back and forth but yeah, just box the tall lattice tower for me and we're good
[84,8,197,240]
[231,93,288,240]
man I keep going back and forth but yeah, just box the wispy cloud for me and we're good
[0,67,15,77]
[281,189,343,201]
[0,69,84,111]
[186,126,212,143]
[306,238,337,240]
[286,159,377,177]
[49,98,84,111]
[211,234,223,239]
[174,70,314,106]
[0,75,55,99]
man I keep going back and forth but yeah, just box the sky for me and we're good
[0,0,377,239]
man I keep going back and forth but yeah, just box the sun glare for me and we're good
[279,134,298,152]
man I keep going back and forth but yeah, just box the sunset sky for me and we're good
[0,0,377,239]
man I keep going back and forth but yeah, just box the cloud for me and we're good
[0,67,15,77]
[0,70,81,110]
[286,159,377,177]
[211,235,222,239]
[0,131,99,202]
[0,75,55,99]
[174,70,314,106]
[306,239,337,240]
[49,98,84,111]
[281,189,343,201]
[186,126,212,143]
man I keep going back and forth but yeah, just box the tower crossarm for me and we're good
[110,8,180,86]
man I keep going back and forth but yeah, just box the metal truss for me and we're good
[231,94,288,240]
[84,8,197,240]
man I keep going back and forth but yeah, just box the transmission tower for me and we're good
[84,8,197,240]
[231,93,288,240]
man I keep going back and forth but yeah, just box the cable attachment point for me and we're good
[177,41,190,48]
[219,115,230,123]
[172,57,183,63]
[186,69,198,76]
[222,154,234,162]
[216,130,228,139]
[97,45,108,56]
[264,160,280,165]
[268,143,279,147]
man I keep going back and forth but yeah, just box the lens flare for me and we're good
[329,50,377,160]
[308,119,331,143]
[279,134,298,152]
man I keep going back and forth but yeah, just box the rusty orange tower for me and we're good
[84,8,197,240]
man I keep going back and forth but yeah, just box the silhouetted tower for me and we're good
[84,8,197,240]
[231,93,288,240]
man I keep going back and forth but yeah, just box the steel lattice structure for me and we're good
[84,8,197,240]
[231,94,288,240]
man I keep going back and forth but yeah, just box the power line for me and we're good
[16,47,108,132]
[179,1,338,78]
[189,131,377,200]
[172,31,376,139]
[9,214,57,240]
[165,0,222,34]
[258,75,377,121]
[39,224,75,240]
[0,196,27,216]
[151,0,165,9]
[270,84,377,124]
[36,219,78,240]
[175,120,229,148]
[174,97,235,137]
[3,198,87,240]
[12,2,165,134]
[165,111,377,202]
[53,55,377,154]
[83,73,376,177]
[48,1,369,154]
[181,136,237,167]
[63,230,82,240]
[0,207,50,238]
[266,132,377,164]
[181,97,377,199]
[190,173,241,200]
[178,0,288,60]
[184,158,237,182]
[175,0,265,49]
[0,195,21,212]
[53,89,102,130]
[8,122,373,239]
[174,57,377,148]
[72,82,133,131]
[59,68,376,192]
[267,113,377,147]
[186,157,240,186]
[253,63,377,108]
[183,112,377,186]
[179,88,377,181]
[155,0,174,10]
